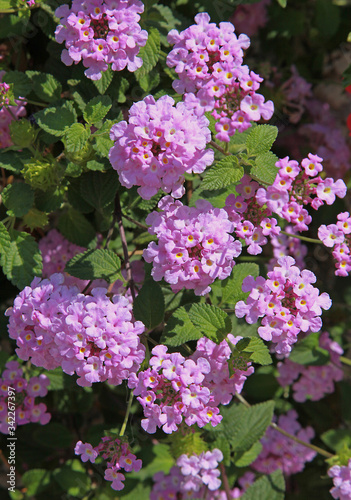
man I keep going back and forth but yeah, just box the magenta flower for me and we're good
[55,0,148,80]
[109,95,214,199]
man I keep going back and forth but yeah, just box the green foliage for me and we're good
[2,70,32,97]
[133,279,165,329]
[63,123,91,153]
[289,332,330,365]
[201,156,244,190]
[79,171,119,212]
[249,151,279,185]
[233,441,263,467]
[233,337,273,366]
[211,263,260,306]
[0,150,32,174]
[26,71,63,103]
[65,249,122,283]
[161,303,203,346]
[92,67,114,94]
[241,470,285,500]
[246,125,278,156]
[135,27,161,80]
[58,209,96,247]
[83,95,113,124]
[35,101,77,137]
[0,228,42,289]
[21,469,52,497]
[2,182,34,217]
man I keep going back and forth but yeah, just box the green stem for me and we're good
[340,356,351,367]
[122,214,148,230]
[119,390,134,437]
[235,393,334,459]
[17,97,48,107]
[280,230,322,245]
[209,140,230,156]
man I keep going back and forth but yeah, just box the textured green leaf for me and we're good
[276,0,287,6]
[187,303,232,343]
[161,304,203,346]
[201,156,243,190]
[249,151,279,185]
[211,263,260,306]
[3,70,32,97]
[92,67,113,94]
[246,125,278,156]
[26,71,62,103]
[234,441,263,467]
[65,249,121,283]
[58,209,96,247]
[83,96,112,124]
[93,119,115,157]
[0,229,42,289]
[0,222,11,256]
[135,27,161,79]
[138,70,161,93]
[35,188,65,213]
[241,470,285,500]
[190,186,235,209]
[86,158,110,172]
[21,469,52,497]
[2,182,34,217]
[133,279,165,329]
[0,150,32,174]
[235,337,272,366]
[80,171,119,211]
[289,332,330,365]
[35,102,77,137]
[64,123,91,153]
[321,429,351,452]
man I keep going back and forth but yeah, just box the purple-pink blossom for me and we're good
[55,0,148,80]
[235,256,332,355]
[167,13,274,141]
[143,196,242,295]
[318,212,351,277]
[109,95,214,199]
[328,459,351,500]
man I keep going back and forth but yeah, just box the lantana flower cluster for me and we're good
[268,225,307,271]
[251,410,316,476]
[151,449,223,499]
[224,174,281,255]
[143,196,242,296]
[6,273,145,387]
[109,95,214,199]
[128,335,253,435]
[167,13,274,141]
[235,256,332,355]
[318,212,351,277]
[0,360,51,434]
[328,459,351,500]
[277,332,343,402]
[54,0,148,80]
[256,154,347,232]
[75,436,141,491]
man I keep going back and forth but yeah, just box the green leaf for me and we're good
[138,70,161,93]
[241,470,285,500]
[35,187,64,213]
[86,158,110,172]
[0,222,11,256]
[35,101,77,137]
[92,67,113,94]
[0,229,42,289]
[231,400,274,451]
[26,71,62,103]
[187,303,232,343]
[21,469,52,497]
[289,332,330,365]
[201,156,244,190]
[133,279,165,329]
[0,150,32,174]
[246,125,278,156]
[64,123,91,153]
[321,429,351,453]
[2,182,34,217]
[276,0,287,6]
[234,441,263,467]
[2,71,32,97]
[80,171,119,211]
[315,0,340,38]
[83,95,112,125]
[93,119,115,157]
[65,249,122,283]
[211,263,260,306]
[135,27,161,79]
[58,209,96,247]
[53,465,91,496]
[249,151,279,185]
[161,303,203,346]
[33,422,73,449]
[234,337,272,366]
